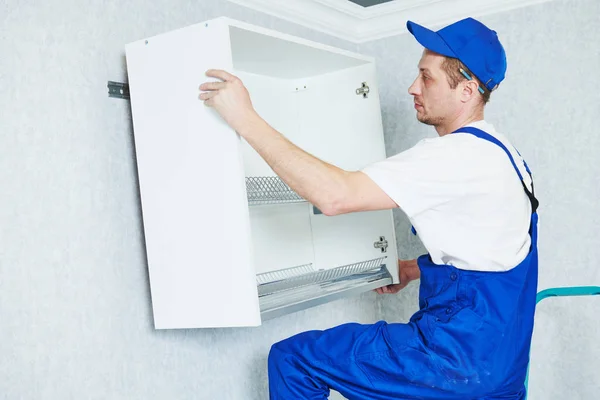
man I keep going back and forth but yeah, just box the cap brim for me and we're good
[407,21,456,58]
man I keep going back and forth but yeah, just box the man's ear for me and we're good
[461,80,479,103]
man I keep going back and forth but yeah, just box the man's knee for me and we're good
[267,341,286,367]
[268,339,310,385]
[268,336,297,368]
[267,347,280,378]
[271,329,321,357]
[269,336,293,360]
[268,330,324,374]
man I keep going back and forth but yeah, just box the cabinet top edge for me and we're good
[124,16,376,65]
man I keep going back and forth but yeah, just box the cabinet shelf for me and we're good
[246,176,305,205]
[258,257,391,320]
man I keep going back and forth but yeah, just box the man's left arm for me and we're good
[199,69,398,216]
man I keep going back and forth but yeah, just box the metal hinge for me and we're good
[374,236,388,253]
[108,81,130,99]
[356,82,370,98]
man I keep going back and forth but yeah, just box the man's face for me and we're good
[408,50,460,126]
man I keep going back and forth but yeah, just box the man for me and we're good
[199,17,538,400]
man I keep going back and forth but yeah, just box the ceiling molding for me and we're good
[226,0,553,43]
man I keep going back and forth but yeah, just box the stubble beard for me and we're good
[417,111,444,126]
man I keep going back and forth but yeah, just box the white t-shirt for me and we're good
[361,120,533,272]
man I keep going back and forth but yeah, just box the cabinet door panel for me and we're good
[126,21,261,329]
[310,210,396,273]
[295,64,387,170]
[296,64,398,274]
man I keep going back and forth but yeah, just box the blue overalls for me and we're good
[268,127,539,400]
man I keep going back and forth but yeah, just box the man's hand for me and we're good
[375,259,420,294]
[199,69,263,136]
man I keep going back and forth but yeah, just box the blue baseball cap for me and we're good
[407,17,507,92]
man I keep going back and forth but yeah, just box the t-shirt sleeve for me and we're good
[360,136,481,218]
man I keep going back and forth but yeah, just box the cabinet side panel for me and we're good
[125,22,261,329]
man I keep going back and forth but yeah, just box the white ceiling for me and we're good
[226,0,553,43]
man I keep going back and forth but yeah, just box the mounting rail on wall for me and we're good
[110,81,370,100]
[108,81,130,99]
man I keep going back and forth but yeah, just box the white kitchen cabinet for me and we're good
[125,17,399,330]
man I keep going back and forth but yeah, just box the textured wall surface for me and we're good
[2,0,599,399]
[0,1,364,399]
[360,0,600,398]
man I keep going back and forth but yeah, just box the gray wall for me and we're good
[360,0,600,398]
[0,1,368,399]
[2,0,599,399]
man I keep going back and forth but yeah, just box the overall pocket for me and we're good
[429,306,502,381]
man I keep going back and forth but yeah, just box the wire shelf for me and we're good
[259,264,391,316]
[245,176,305,205]
[256,264,314,285]
[257,256,387,297]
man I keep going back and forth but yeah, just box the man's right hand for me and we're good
[375,259,421,294]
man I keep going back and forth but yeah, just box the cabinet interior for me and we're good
[228,25,394,319]
[229,26,369,79]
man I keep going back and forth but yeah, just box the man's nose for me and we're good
[408,78,420,96]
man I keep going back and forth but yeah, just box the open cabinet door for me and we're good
[126,19,261,329]
[296,64,399,281]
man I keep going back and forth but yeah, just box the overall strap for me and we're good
[453,127,539,213]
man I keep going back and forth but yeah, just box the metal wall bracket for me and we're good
[108,81,130,99]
